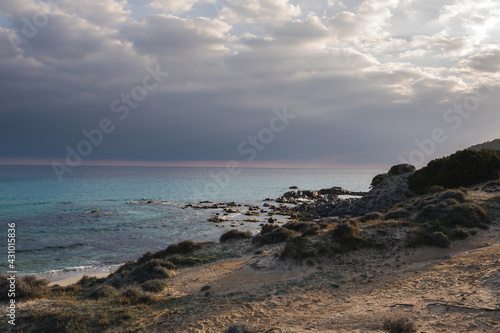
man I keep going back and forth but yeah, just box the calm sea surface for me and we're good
[0,165,382,276]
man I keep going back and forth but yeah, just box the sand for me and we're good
[150,223,500,332]
[48,272,110,287]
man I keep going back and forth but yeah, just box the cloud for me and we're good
[217,0,301,22]
[149,0,214,14]
[0,0,499,167]
[464,50,500,73]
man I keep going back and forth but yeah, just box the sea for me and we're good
[0,165,382,279]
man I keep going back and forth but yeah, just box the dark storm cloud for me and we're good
[1,0,500,167]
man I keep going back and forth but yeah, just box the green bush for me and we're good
[409,149,500,194]
[388,164,416,175]
[0,274,49,301]
[220,230,252,243]
[252,227,299,244]
[88,284,118,299]
[142,279,168,292]
[371,173,388,188]
[281,236,324,260]
[128,259,175,283]
[416,202,489,228]
[139,240,201,262]
[260,223,279,234]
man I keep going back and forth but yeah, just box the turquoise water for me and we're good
[0,165,382,275]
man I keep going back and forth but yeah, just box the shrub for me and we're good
[281,236,324,260]
[168,254,203,267]
[430,231,451,248]
[388,164,416,175]
[384,209,410,220]
[283,222,321,235]
[164,240,201,255]
[139,240,201,262]
[450,226,470,240]
[118,287,154,304]
[88,284,118,299]
[409,148,500,194]
[416,202,489,228]
[260,223,280,235]
[359,211,384,222]
[223,323,256,333]
[142,279,168,292]
[220,230,252,243]
[0,274,49,301]
[252,227,299,244]
[382,317,417,333]
[328,222,362,245]
[426,185,446,194]
[326,221,365,253]
[128,259,175,283]
[371,173,389,188]
[436,190,466,203]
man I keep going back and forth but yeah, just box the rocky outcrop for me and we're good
[334,173,416,216]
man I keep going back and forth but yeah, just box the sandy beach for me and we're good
[48,272,111,287]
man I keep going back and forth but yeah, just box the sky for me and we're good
[0,0,499,169]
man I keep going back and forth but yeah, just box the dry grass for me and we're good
[382,317,417,333]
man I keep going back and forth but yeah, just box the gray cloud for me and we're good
[0,0,499,167]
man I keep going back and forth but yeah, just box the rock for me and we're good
[289,186,299,189]
[208,217,228,223]
[91,210,101,213]
[268,217,276,223]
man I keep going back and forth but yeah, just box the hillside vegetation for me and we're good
[408,149,500,195]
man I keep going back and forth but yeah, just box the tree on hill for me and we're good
[408,149,500,194]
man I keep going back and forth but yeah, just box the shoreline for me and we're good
[48,272,111,287]
[37,264,120,285]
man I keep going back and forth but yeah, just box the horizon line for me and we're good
[0,158,389,170]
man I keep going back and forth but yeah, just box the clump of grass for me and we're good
[252,227,299,244]
[426,185,446,194]
[429,231,451,248]
[168,254,205,267]
[382,317,417,333]
[116,287,157,305]
[283,222,321,236]
[326,221,365,253]
[416,201,490,229]
[281,236,324,260]
[88,284,118,299]
[51,283,83,295]
[125,259,175,283]
[220,230,252,243]
[142,279,168,292]
[328,221,362,245]
[223,323,257,333]
[0,274,49,301]
[139,240,201,262]
[359,211,384,222]
[384,209,410,220]
[260,223,280,235]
